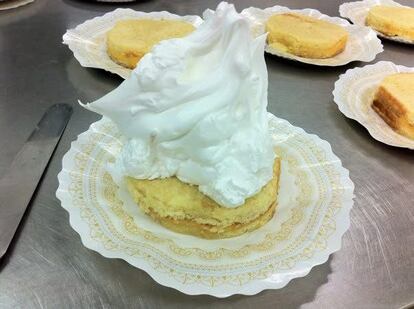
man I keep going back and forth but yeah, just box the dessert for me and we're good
[266,13,348,58]
[107,19,195,69]
[366,6,414,40]
[126,159,280,239]
[372,73,414,140]
[83,2,280,238]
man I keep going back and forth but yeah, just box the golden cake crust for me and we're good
[107,19,195,69]
[366,6,414,40]
[126,158,281,239]
[265,13,348,59]
[146,200,277,239]
[372,73,414,139]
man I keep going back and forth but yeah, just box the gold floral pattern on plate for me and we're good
[57,114,354,297]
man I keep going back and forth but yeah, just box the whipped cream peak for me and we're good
[82,2,275,207]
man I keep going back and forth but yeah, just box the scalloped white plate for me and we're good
[339,0,414,44]
[241,5,383,66]
[333,61,414,149]
[62,9,203,79]
[56,114,354,297]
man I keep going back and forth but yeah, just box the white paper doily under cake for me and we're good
[241,5,383,66]
[63,9,203,79]
[339,0,414,44]
[57,114,354,297]
[333,61,414,149]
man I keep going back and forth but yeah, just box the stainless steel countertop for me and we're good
[0,0,413,308]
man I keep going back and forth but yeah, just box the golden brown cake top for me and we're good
[266,13,348,42]
[368,5,414,26]
[126,158,280,228]
[379,73,414,111]
[380,73,414,124]
[107,19,195,51]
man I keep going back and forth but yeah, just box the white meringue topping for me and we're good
[82,2,275,207]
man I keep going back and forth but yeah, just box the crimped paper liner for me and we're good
[56,114,354,297]
[333,61,414,149]
[62,9,203,79]
[339,0,414,44]
[241,5,383,66]
[0,0,33,10]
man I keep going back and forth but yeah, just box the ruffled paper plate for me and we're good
[241,5,383,66]
[56,114,354,297]
[62,9,203,79]
[333,61,414,149]
[339,0,414,44]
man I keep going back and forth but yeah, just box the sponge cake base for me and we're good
[107,19,195,69]
[372,73,414,140]
[266,13,348,59]
[126,158,281,239]
[366,6,414,41]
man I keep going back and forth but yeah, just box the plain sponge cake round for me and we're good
[372,73,414,140]
[107,19,195,69]
[265,13,348,59]
[126,158,281,239]
[366,6,414,41]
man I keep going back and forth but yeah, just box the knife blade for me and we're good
[0,103,72,259]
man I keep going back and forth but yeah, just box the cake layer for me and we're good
[265,13,348,59]
[366,6,414,40]
[372,73,414,140]
[126,158,281,238]
[107,19,195,69]
[146,200,277,239]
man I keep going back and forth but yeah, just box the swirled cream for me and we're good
[82,2,275,207]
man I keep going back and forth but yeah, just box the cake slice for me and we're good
[265,13,348,59]
[126,158,281,239]
[107,19,195,69]
[372,73,414,139]
[366,6,414,40]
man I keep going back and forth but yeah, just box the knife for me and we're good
[0,104,72,259]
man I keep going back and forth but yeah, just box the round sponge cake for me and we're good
[372,73,414,140]
[366,6,414,41]
[126,158,281,239]
[107,19,195,69]
[265,13,348,59]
